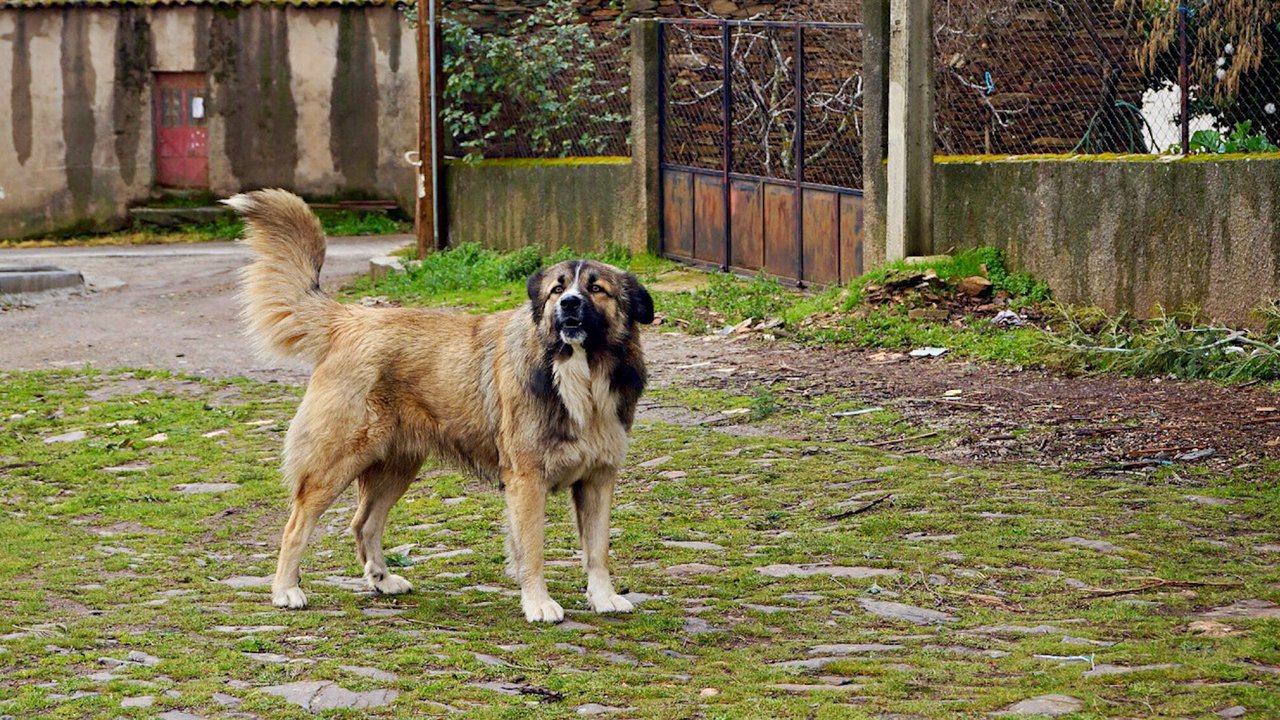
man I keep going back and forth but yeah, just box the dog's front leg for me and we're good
[573,473,633,614]
[505,475,563,623]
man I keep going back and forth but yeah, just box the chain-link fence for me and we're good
[935,0,1280,156]
[439,3,632,159]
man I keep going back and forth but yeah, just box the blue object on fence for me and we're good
[983,71,995,95]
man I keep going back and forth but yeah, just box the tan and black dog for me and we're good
[227,189,653,623]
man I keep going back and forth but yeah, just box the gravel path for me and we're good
[0,237,409,382]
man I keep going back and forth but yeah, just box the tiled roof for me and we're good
[1,0,392,7]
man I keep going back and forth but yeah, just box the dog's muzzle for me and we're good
[556,294,587,344]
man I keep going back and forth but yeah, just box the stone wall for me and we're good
[934,156,1280,326]
[0,5,417,240]
[443,158,638,253]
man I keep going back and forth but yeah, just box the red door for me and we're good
[154,73,209,188]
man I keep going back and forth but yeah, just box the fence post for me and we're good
[862,0,890,270]
[415,0,446,256]
[886,0,934,260]
[794,25,806,285]
[1178,0,1190,154]
[630,19,662,255]
[720,21,732,272]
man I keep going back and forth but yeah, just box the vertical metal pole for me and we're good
[416,0,446,255]
[721,21,732,272]
[415,1,433,257]
[1178,0,1189,155]
[431,3,448,249]
[793,26,806,286]
[657,22,667,255]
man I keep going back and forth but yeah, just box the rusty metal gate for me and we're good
[658,19,865,285]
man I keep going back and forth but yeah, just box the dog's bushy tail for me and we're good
[225,189,341,365]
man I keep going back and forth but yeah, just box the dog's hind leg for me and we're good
[572,473,633,614]
[272,389,385,609]
[350,458,418,596]
[271,456,365,609]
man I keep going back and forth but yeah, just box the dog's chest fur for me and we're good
[549,347,628,480]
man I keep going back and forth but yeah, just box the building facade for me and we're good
[0,0,418,239]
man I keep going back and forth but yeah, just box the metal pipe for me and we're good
[660,163,865,196]
[1178,0,1189,155]
[721,20,732,273]
[657,22,667,255]
[793,25,806,287]
[658,18,862,30]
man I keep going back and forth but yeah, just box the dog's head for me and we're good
[527,260,654,349]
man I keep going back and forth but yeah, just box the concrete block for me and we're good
[369,256,403,280]
[128,207,235,229]
[0,266,84,294]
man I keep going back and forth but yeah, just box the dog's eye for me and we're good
[589,284,604,294]
[550,285,564,295]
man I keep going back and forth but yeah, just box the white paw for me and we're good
[371,573,413,596]
[588,592,634,614]
[272,586,307,609]
[522,596,565,624]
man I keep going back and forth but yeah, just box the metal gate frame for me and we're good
[657,18,865,286]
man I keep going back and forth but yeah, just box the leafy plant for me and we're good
[967,247,1052,305]
[440,0,628,160]
[1182,121,1280,154]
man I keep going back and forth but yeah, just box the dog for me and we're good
[226,189,653,623]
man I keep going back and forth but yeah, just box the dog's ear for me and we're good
[625,273,655,325]
[527,269,546,322]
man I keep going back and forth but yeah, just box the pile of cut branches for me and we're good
[1047,302,1280,382]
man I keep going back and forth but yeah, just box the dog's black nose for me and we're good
[559,294,582,311]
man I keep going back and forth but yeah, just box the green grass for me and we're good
[1,368,1277,718]
[341,242,677,311]
[345,243,1280,383]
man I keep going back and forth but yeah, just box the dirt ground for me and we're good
[4,239,1277,476]
[644,332,1280,474]
[0,237,407,381]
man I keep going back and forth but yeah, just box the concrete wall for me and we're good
[934,156,1280,325]
[0,5,417,239]
[443,158,638,253]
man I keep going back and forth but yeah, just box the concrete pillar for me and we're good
[861,0,890,270]
[630,18,661,255]
[886,0,934,260]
